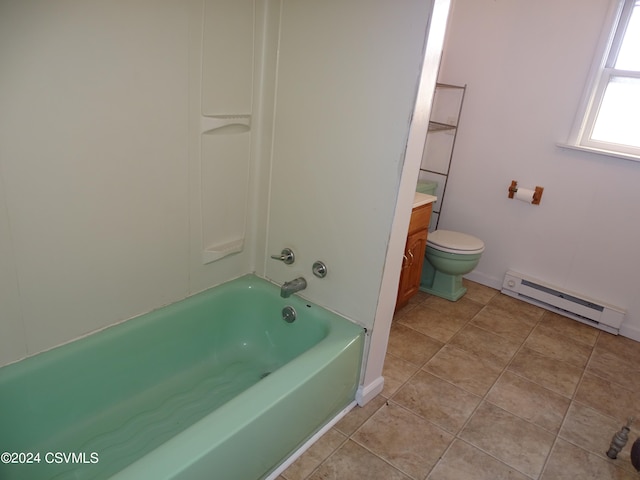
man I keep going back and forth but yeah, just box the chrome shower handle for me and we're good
[270,248,295,265]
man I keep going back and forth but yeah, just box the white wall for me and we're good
[0,1,188,366]
[263,0,442,403]
[438,0,640,339]
[265,0,433,330]
[0,0,262,367]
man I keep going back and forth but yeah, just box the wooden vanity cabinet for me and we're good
[395,202,432,310]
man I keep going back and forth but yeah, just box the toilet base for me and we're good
[419,261,467,302]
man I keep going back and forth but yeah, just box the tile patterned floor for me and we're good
[277,280,640,480]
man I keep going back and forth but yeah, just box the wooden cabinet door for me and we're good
[405,229,427,298]
[395,202,432,311]
[396,229,427,309]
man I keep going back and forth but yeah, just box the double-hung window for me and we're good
[568,0,640,160]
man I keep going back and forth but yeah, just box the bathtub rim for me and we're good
[108,274,364,480]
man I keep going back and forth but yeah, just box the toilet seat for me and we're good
[427,230,485,254]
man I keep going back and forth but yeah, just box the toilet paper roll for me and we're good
[515,188,536,203]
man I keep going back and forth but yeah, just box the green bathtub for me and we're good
[0,274,364,479]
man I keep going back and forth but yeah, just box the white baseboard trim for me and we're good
[356,376,384,406]
[265,400,357,480]
[464,270,502,290]
[466,271,640,344]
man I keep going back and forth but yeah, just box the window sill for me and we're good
[557,142,640,163]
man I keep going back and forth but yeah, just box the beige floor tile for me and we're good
[334,395,387,436]
[282,429,347,480]
[307,440,411,480]
[393,305,416,322]
[593,333,640,393]
[398,303,469,343]
[596,332,640,362]
[559,402,637,475]
[460,402,555,478]
[588,345,640,394]
[447,324,521,369]
[393,304,414,320]
[352,402,453,480]
[392,371,481,434]
[486,371,570,433]
[538,311,600,347]
[423,345,503,396]
[393,291,430,319]
[470,305,537,343]
[387,323,443,366]
[382,353,421,398]
[507,347,583,398]
[486,293,545,324]
[523,324,593,368]
[428,439,530,480]
[462,280,499,305]
[283,285,640,480]
[410,289,431,304]
[541,438,637,480]
[574,373,640,424]
[422,295,484,321]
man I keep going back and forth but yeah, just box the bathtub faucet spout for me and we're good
[280,277,307,298]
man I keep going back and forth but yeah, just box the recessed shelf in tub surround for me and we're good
[202,238,245,265]
[197,0,255,266]
[199,114,253,265]
[200,115,251,135]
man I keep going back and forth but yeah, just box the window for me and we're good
[568,0,640,160]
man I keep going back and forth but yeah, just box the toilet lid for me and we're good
[427,230,485,254]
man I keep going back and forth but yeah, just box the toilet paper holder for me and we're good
[508,180,544,205]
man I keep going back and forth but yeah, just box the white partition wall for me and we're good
[265,0,435,330]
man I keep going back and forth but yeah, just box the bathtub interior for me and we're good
[0,275,363,480]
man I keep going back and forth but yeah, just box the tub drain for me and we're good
[282,306,296,323]
[260,372,271,379]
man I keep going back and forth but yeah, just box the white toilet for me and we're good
[420,229,485,301]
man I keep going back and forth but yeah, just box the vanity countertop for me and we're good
[413,192,437,208]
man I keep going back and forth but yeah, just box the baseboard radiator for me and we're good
[501,270,625,335]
